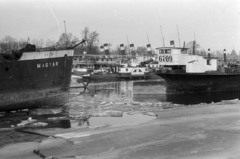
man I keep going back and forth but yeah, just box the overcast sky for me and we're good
[0,0,239,52]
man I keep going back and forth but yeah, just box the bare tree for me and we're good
[199,49,207,56]
[136,46,147,56]
[186,41,201,55]
[45,39,56,47]
[0,35,18,53]
[81,27,99,54]
[56,33,79,47]
[18,38,28,49]
[32,39,45,48]
[81,27,89,41]
[88,31,99,48]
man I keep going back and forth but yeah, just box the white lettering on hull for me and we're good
[37,62,58,68]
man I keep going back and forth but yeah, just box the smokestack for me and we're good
[104,43,109,55]
[192,41,195,55]
[207,48,211,65]
[120,44,125,55]
[100,46,104,53]
[147,44,152,55]
[170,40,175,47]
[207,48,211,58]
[223,49,227,62]
[130,44,136,56]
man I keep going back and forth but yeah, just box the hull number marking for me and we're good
[159,55,173,62]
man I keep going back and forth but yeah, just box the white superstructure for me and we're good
[156,47,217,73]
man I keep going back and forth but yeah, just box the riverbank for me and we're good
[1,99,240,159]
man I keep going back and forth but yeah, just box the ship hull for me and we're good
[0,55,73,111]
[156,73,240,94]
[0,87,70,111]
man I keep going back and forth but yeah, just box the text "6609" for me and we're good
[159,55,173,62]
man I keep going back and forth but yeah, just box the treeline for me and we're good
[186,41,239,61]
[0,27,99,54]
[1,27,237,58]
[0,27,154,56]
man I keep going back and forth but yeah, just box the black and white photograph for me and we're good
[0,0,240,158]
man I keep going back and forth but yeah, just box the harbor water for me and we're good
[1,79,240,146]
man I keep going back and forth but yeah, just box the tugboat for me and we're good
[155,41,240,94]
[0,40,85,111]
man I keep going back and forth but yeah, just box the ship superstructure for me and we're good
[155,42,240,93]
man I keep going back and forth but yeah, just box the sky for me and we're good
[0,0,240,53]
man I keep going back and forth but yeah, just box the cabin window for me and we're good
[139,69,142,72]
[133,70,137,72]
[160,49,171,54]
[126,68,128,71]
[166,49,171,54]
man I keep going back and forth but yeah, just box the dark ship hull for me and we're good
[0,41,85,111]
[156,72,240,94]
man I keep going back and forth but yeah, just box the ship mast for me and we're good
[160,25,165,48]
[64,21,68,46]
[160,25,165,54]
[192,32,195,55]
[147,32,151,44]
[176,24,181,47]
[126,34,130,58]
[64,21,67,35]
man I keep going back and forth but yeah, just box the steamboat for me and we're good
[155,41,240,94]
[0,40,85,111]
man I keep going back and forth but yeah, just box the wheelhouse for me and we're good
[156,47,217,73]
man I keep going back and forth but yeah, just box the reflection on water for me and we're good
[71,80,240,106]
[132,80,240,105]
[67,79,240,128]
[1,80,239,132]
